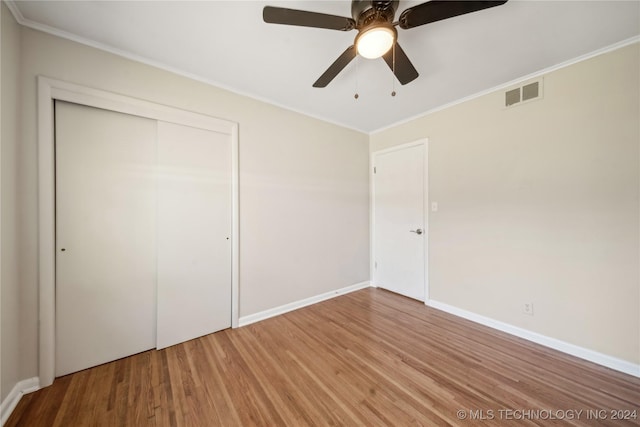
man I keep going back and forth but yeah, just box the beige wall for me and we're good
[1,2,22,402]
[13,26,370,384]
[371,43,640,364]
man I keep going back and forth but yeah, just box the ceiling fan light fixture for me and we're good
[356,25,396,59]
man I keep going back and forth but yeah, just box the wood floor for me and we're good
[7,288,640,426]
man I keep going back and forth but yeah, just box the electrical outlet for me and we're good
[523,303,534,316]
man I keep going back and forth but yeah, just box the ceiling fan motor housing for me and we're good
[351,0,399,27]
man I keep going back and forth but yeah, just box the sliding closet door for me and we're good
[55,101,157,376]
[156,122,232,349]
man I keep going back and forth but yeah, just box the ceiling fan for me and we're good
[263,1,508,88]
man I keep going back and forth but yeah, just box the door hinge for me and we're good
[375,261,377,269]
[373,166,377,174]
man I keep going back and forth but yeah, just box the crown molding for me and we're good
[370,36,640,135]
[4,0,25,24]
[4,1,639,138]
[2,0,368,134]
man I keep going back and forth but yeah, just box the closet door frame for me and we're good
[37,76,240,388]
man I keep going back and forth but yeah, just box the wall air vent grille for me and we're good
[522,81,540,101]
[505,78,543,108]
[505,88,521,106]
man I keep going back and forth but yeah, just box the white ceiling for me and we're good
[8,1,640,133]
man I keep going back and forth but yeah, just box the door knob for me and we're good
[410,229,423,235]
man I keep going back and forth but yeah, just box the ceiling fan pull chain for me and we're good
[354,55,360,100]
[391,43,397,97]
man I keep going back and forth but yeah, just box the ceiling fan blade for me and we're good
[399,1,507,30]
[313,46,357,88]
[382,43,419,85]
[263,6,355,31]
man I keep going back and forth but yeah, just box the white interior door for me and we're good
[373,143,426,301]
[55,101,157,376]
[156,122,232,349]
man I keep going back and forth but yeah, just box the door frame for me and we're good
[370,138,429,301]
[37,76,240,387]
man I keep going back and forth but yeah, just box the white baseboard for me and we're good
[239,281,372,327]
[1,377,40,426]
[426,299,640,378]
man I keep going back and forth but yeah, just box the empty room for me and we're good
[1,1,639,426]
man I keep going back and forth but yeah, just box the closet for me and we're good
[55,101,232,376]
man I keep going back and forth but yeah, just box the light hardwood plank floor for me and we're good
[6,288,640,426]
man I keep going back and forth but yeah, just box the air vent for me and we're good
[522,81,539,101]
[505,88,520,106]
[504,78,543,108]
